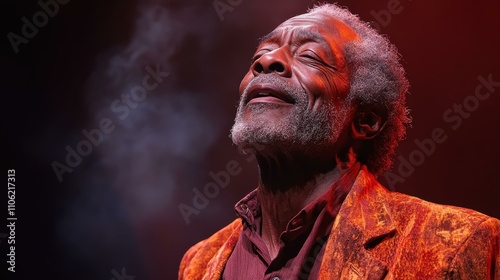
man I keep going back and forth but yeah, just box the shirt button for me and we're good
[240,204,249,214]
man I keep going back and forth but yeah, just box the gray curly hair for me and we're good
[308,3,411,175]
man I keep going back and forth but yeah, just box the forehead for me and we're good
[260,12,358,46]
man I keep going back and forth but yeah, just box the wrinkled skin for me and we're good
[180,8,500,280]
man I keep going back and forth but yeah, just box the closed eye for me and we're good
[300,54,318,60]
[299,50,322,61]
[251,54,262,63]
[298,50,337,70]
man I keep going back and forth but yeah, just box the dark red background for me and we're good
[2,0,499,279]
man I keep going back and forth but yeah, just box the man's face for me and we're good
[231,12,359,155]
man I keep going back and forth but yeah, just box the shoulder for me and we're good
[354,168,499,277]
[385,190,500,278]
[357,166,499,238]
[387,190,499,240]
[357,167,499,236]
[178,219,242,280]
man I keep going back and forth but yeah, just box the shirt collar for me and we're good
[234,162,362,235]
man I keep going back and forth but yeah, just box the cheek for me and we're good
[294,67,348,107]
[239,72,254,95]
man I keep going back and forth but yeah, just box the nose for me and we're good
[252,48,291,77]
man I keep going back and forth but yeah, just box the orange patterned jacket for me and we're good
[179,167,500,279]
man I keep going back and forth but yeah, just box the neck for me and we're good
[255,148,357,259]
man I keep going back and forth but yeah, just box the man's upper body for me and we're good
[179,3,500,279]
[179,166,500,279]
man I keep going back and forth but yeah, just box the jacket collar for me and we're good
[319,166,396,279]
[203,220,242,280]
[198,166,396,279]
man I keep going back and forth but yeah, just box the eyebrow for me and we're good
[258,30,280,45]
[258,29,329,46]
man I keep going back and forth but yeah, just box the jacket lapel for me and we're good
[319,167,396,280]
[203,220,242,280]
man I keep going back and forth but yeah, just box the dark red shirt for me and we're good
[222,163,361,280]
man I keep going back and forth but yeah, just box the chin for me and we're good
[243,102,295,120]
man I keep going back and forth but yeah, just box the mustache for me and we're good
[241,74,303,102]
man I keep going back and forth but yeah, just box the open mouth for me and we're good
[245,84,295,105]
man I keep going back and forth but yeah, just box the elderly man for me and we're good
[179,4,500,279]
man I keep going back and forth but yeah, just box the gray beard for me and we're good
[230,74,349,155]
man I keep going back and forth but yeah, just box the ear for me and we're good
[351,105,387,140]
